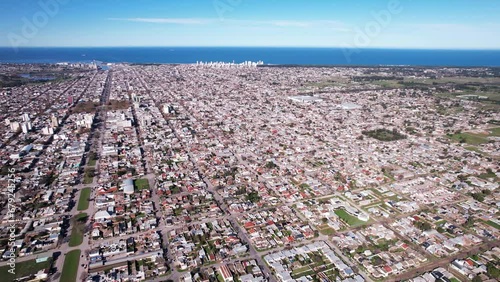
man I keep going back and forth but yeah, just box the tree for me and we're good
[464,217,475,228]
[413,221,432,231]
[487,262,500,279]
[246,192,261,203]
[472,275,482,282]
[265,161,278,169]
[471,192,485,202]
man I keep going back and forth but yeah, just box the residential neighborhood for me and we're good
[0,63,499,282]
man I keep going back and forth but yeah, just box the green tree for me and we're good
[471,192,485,202]
[265,161,278,169]
[464,217,475,228]
[246,192,261,203]
[487,262,500,279]
[413,221,432,231]
[472,275,482,282]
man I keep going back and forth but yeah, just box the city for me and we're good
[0,62,498,282]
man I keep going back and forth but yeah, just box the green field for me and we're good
[318,227,336,235]
[465,146,486,155]
[77,188,91,211]
[478,170,497,181]
[61,250,81,282]
[0,258,52,282]
[306,77,348,88]
[447,132,489,146]
[69,213,88,247]
[488,127,500,137]
[134,178,150,191]
[334,209,367,227]
[485,220,500,230]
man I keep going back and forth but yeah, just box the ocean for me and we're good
[0,47,500,67]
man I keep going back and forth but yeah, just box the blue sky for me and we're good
[0,0,499,49]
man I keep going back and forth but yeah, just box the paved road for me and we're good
[48,70,111,282]
[129,68,277,281]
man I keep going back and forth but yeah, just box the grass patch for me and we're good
[478,170,497,181]
[87,151,97,167]
[291,269,315,279]
[447,132,489,146]
[488,127,500,137]
[69,213,88,247]
[0,258,52,282]
[465,146,486,155]
[318,227,335,236]
[77,188,91,211]
[291,266,312,276]
[83,168,95,184]
[434,220,447,226]
[306,78,348,88]
[485,220,500,230]
[370,188,384,196]
[334,209,366,227]
[372,80,403,88]
[134,178,150,191]
[61,250,81,282]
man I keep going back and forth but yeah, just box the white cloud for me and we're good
[108,18,212,25]
[108,18,351,31]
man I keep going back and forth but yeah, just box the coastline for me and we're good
[1,47,500,67]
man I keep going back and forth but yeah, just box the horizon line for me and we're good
[1,46,500,51]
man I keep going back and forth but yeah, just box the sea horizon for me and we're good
[1,46,500,67]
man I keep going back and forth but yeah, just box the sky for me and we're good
[0,0,499,49]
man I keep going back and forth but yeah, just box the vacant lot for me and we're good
[0,258,52,282]
[447,132,489,146]
[134,178,150,191]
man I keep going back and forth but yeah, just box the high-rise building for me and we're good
[10,122,20,132]
[21,122,28,134]
[51,115,59,127]
[140,116,151,127]
[42,127,54,135]
[132,93,141,104]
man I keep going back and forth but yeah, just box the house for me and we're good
[94,210,112,221]
[218,265,234,282]
[91,228,101,238]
